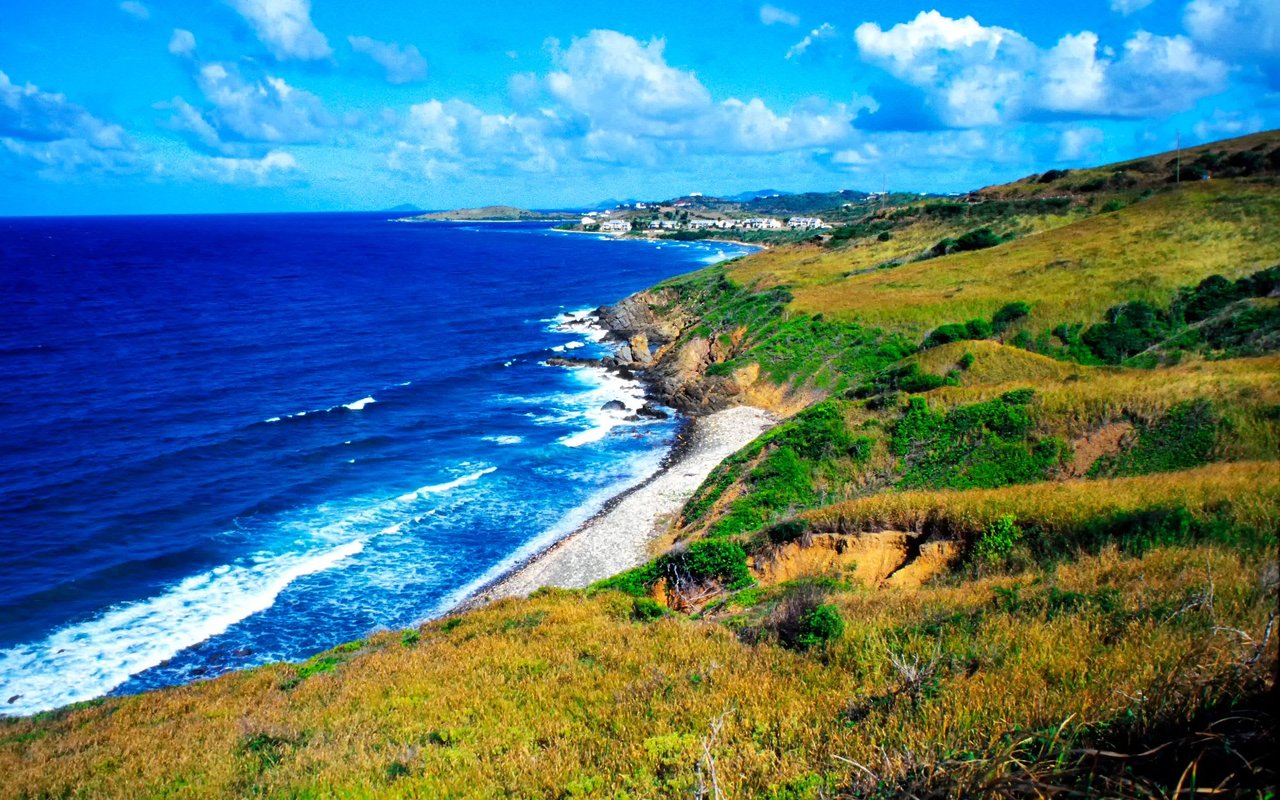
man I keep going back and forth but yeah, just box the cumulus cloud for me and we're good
[546,30,712,138]
[1184,0,1280,86]
[1110,0,1155,14]
[226,0,331,61]
[1057,126,1104,160]
[1192,109,1264,140]
[760,4,800,26]
[348,36,428,84]
[854,10,1229,128]
[193,149,300,183]
[389,100,559,176]
[786,23,838,60]
[169,29,197,57]
[119,1,150,20]
[160,61,332,153]
[0,70,137,175]
[543,29,854,154]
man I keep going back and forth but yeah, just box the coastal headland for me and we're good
[3,131,1278,799]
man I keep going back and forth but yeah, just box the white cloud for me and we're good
[1057,126,1104,160]
[161,61,332,152]
[348,36,428,84]
[195,149,300,183]
[0,70,137,175]
[1110,0,1155,14]
[226,0,331,61]
[168,29,197,57]
[390,100,559,176]
[0,70,129,150]
[786,23,838,60]
[546,30,711,137]
[119,1,150,20]
[1184,0,1280,86]
[542,29,853,153]
[760,4,800,26]
[1192,109,1264,140]
[854,10,1229,127]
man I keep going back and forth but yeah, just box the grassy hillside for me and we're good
[3,133,1278,799]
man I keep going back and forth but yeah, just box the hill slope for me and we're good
[2,133,1278,800]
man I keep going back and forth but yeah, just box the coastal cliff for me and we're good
[3,131,1278,800]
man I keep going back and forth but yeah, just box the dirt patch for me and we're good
[752,532,960,589]
[1068,421,1134,477]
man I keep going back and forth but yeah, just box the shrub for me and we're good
[954,227,1003,252]
[631,598,666,622]
[1038,169,1070,183]
[769,586,845,650]
[965,318,993,339]
[991,301,1031,332]
[957,352,975,370]
[1088,400,1219,477]
[1081,300,1169,363]
[974,514,1022,564]
[892,391,1068,490]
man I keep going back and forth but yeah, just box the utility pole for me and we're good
[1175,131,1181,183]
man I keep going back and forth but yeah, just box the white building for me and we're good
[581,216,598,227]
[687,219,718,230]
[741,217,783,230]
[787,217,827,230]
[600,219,630,233]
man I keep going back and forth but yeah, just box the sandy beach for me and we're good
[459,405,775,606]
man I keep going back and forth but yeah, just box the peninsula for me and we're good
[4,130,1278,799]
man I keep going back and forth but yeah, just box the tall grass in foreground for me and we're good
[2,538,1274,798]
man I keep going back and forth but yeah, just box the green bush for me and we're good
[892,391,1068,490]
[954,227,1003,252]
[957,352,975,370]
[974,514,1022,564]
[1081,300,1169,364]
[631,597,667,622]
[991,301,1031,332]
[593,540,753,597]
[793,604,845,650]
[1088,400,1219,477]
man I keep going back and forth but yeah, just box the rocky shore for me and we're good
[454,291,776,609]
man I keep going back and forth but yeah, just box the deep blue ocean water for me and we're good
[0,213,753,716]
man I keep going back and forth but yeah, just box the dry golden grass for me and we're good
[905,344,1280,456]
[2,540,1274,799]
[727,182,1280,337]
[805,460,1280,539]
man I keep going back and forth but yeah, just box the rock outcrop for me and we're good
[594,289,750,415]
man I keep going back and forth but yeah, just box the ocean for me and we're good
[0,213,754,716]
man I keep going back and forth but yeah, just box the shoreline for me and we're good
[453,404,775,611]
[551,227,770,251]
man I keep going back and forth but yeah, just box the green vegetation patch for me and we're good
[1089,400,1220,478]
[593,539,753,598]
[700,400,874,539]
[891,391,1068,490]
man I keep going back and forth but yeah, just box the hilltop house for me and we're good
[600,219,630,233]
[742,217,783,230]
[786,217,827,230]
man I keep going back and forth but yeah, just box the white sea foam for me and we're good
[547,309,608,342]
[0,464,497,717]
[554,367,654,448]
[0,540,364,717]
[563,341,585,350]
[263,394,379,423]
[396,467,496,502]
[428,445,668,618]
[483,435,523,445]
[343,396,376,411]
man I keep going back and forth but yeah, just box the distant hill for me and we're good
[725,188,793,202]
[403,205,579,222]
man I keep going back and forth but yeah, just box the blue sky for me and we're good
[1,0,1277,215]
